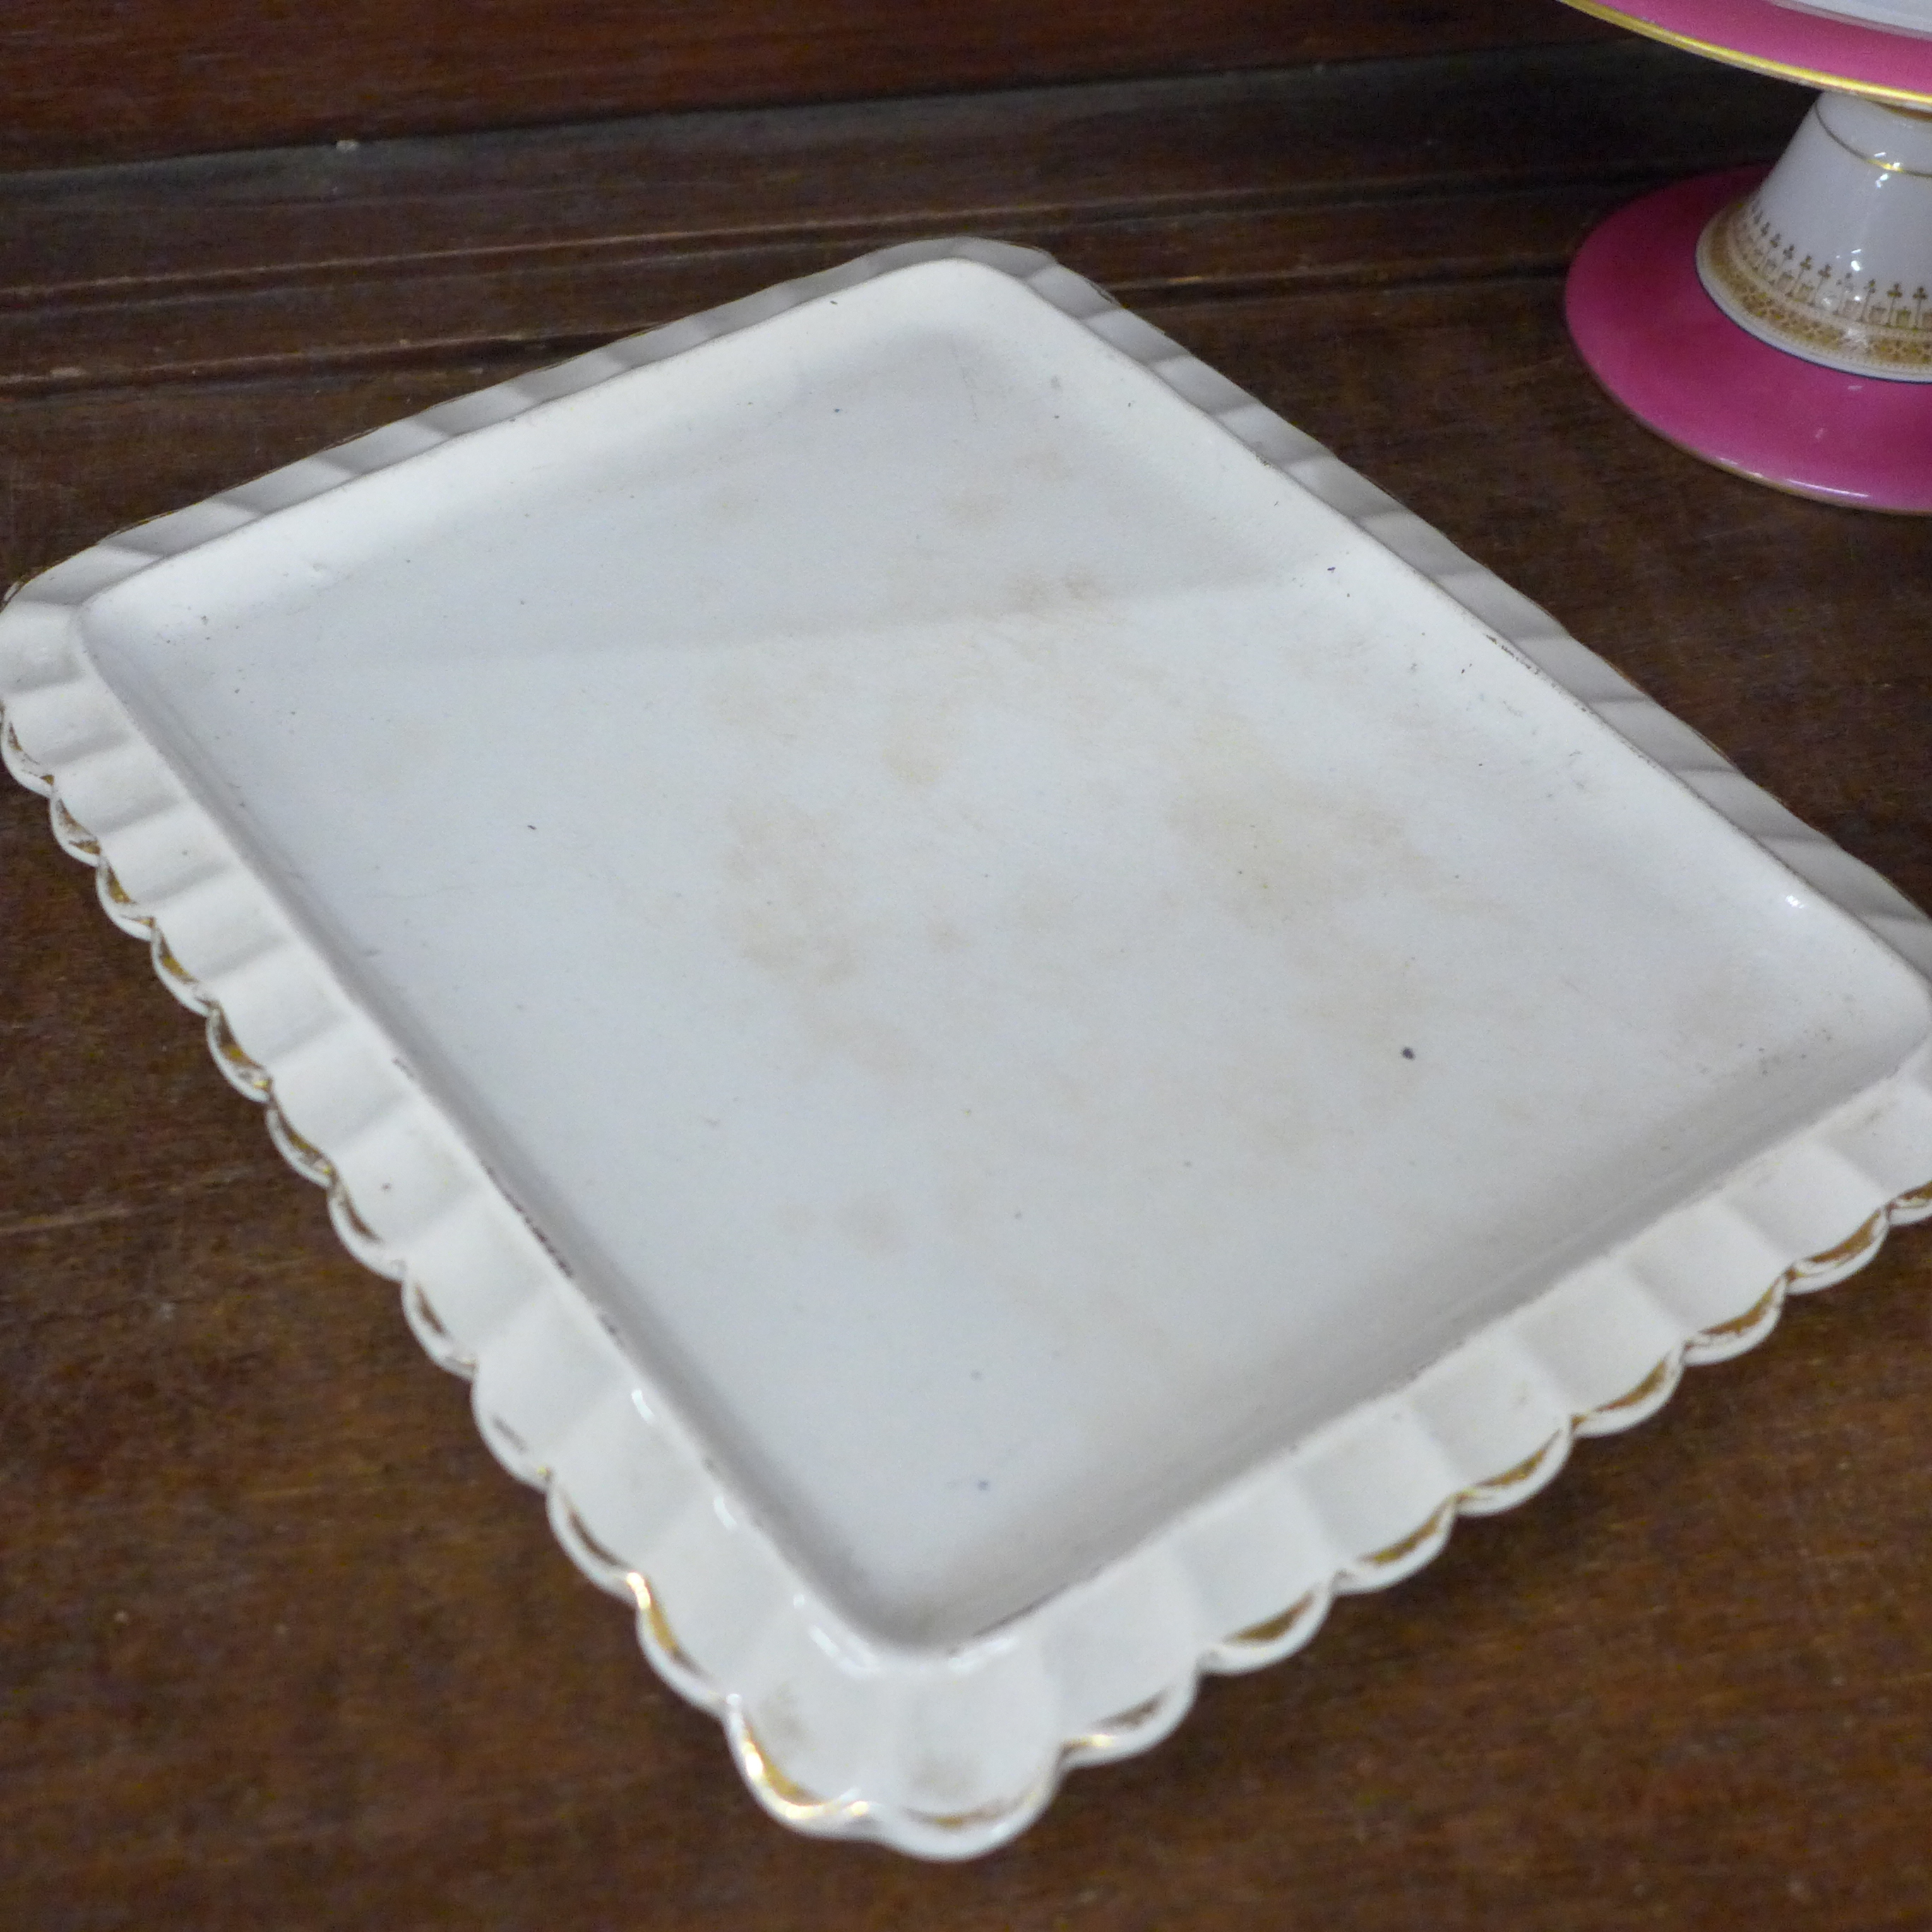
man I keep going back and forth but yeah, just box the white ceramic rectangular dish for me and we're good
[5,239,1931,1859]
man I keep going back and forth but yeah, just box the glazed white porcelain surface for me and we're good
[1699,93,1932,378]
[1770,0,1932,40]
[6,239,1932,1857]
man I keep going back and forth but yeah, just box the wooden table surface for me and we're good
[3,38,1929,1931]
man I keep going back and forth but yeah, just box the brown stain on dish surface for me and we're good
[716,792,931,1084]
[837,1193,908,1259]
[1162,690,1508,935]
[720,797,864,992]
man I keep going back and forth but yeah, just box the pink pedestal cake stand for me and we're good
[1563,0,1932,509]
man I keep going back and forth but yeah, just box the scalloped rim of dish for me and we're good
[5,237,1932,1860]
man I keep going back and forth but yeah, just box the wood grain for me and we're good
[0,0,1614,171]
[0,44,1806,396]
[1,38,1928,1932]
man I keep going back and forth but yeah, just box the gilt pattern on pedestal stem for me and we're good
[1700,194,1932,372]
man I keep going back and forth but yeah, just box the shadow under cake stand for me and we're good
[1563,0,1932,509]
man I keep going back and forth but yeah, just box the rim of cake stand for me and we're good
[1561,0,1932,107]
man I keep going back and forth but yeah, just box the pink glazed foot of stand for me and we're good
[1567,165,1932,512]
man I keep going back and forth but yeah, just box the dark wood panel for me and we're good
[4,45,1787,302]
[0,187,1720,395]
[0,45,1806,393]
[0,0,1614,171]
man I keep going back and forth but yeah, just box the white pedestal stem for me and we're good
[1697,93,1932,381]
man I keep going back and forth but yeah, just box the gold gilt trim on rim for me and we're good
[1225,1592,1322,1651]
[1795,1205,1890,1274]
[1579,1352,1676,1424]
[1818,111,1932,177]
[1461,1433,1566,1502]
[1891,1174,1932,1213]
[1698,194,1932,377]
[731,1715,873,1829]
[1358,1501,1455,1573]
[1556,0,1932,109]
[1696,1280,1784,1345]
